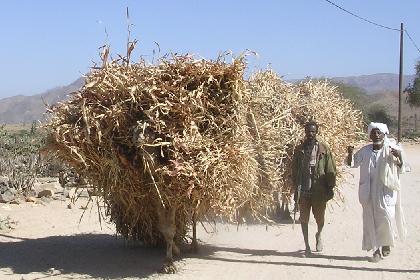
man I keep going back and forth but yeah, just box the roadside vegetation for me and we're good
[0,123,63,195]
[404,60,420,139]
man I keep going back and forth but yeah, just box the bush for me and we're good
[366,104,394,127]
[0,125,65,193]
[405,61,420,107]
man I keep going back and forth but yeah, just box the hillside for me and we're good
[0,78,84,124]
[332,73,415,94]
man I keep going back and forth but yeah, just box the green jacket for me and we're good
[292,140,336,202]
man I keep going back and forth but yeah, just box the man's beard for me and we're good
[372,140,384,145]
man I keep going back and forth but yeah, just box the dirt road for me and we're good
[1,144,419,280]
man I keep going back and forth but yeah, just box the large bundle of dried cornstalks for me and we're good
[44,54,272,249]
[247,71,364,201]
[44,51,363,272]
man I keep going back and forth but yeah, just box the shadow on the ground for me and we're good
[190,244,420,274]
[0,233,163,279]
[188,245,368,262]
[1,233,419,279]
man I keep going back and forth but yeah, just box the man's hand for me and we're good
[390,148,403,168]
[390,148,401,160]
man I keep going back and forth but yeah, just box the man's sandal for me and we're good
[382,246,391,257]
[369,249,382,263]
[304,248,312,257]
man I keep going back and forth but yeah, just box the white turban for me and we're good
[367,122,389,135]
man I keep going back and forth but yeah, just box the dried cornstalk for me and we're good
[247,71,364,202]
[44,54,273,245]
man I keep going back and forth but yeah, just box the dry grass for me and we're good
[248,71,364,201]
[44,53,272,245]
[44,50,364,247]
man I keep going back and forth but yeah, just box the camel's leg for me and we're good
[281,195,293,221]
[280,199,285,215]
[191,210,198,253]
[283,196,292,220]
[157,205,178,274]
[172,243,180,257]
[285,202,291,216]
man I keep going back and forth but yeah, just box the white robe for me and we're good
[351,142,407,251]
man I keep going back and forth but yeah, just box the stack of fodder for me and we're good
[44,53,272,270]
[246,71,300,209]
[247,71,364,203]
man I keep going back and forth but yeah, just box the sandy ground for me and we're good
[1,144,420,280]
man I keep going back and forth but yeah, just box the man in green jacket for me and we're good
[292,121,336,257]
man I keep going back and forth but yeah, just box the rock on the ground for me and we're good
[38,189,55,198]
[25,197,37,203]
[0,176,9,193]
[0,190,15,203]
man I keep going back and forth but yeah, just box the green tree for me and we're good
[333,81,370,113]
[405,60,420,107]
[366,104,394,126]
[303,78,394,124]
[323,80,372,122]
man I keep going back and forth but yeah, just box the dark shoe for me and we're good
[304,248,312,257]
[382,246,391,257]
[315,232,323,252]
[368,250,382,263]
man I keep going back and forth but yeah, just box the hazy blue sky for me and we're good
[0,0,419,98]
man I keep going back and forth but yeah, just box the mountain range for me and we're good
[0,78,84,124]
[331,73,415,95]
[0,73,416,124]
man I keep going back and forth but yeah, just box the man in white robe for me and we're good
[346,122,407,262]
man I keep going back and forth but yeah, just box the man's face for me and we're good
[305,125,317,141]
[370,128,385,143]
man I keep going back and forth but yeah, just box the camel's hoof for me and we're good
[160,261,177,274]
